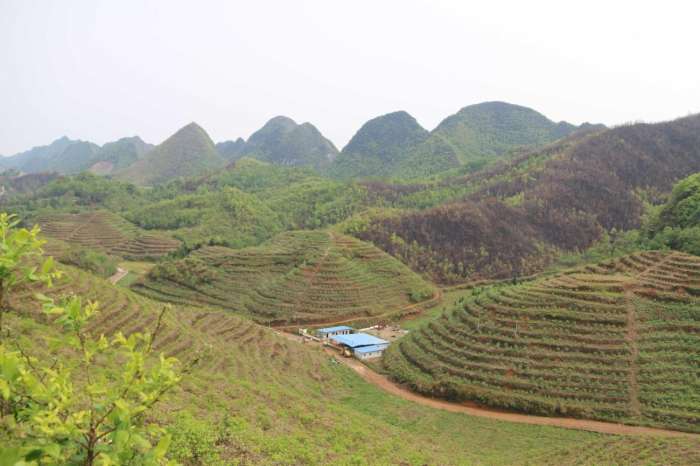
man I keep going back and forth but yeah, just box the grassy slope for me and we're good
[131,230,437,327]
[385,250,700,433]
[8,264,700,465]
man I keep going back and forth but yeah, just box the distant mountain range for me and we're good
[0,135,152,176]
[0,102,604,184]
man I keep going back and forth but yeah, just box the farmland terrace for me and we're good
[9,263,700,464]
[37,210,181,260]
[384,250,700,433]
[131,230,438,327]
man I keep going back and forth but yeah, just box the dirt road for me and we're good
[109,267,128,285]
[334,354,697,438]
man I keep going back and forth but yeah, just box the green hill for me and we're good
[116,122,225,185]
[385,250,700,432]
[131,230,437,326]
[641,171,700,256]
[394,101,603,179]
[431,101,583,162]
[329,111,429,179]
[215,137,246,161]
[125,186,284,248]
[88,136,153,175]
[236,116,338,170]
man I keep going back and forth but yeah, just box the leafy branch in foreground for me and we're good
[1,298,182,465]
[0,213,184,465]
[0,212,62,334]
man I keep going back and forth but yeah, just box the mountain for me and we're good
[116,122,225,185]
[0,135,153,176]
[394,102,604,179]
[215,137,246,161]
[45,140,101,174]
[431,101,581,161]
[88,136,153,175]
[0,136,76,173]
[353,113,700,283]
[236,116,338,170]
[329,111,429,179]
[327,102,602,181]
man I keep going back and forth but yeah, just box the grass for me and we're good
[8,262,700,464]
[131,230,438,327]
[384,250,700,433]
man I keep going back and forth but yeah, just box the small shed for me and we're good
[317,325,354,339]
[330,333,389,359]
[353,344,387,360]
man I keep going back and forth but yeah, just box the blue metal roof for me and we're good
[317,325,354,334]
[331,333,388,348]
[354,344,388,354]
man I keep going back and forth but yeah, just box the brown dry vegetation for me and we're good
[358,115,700,283]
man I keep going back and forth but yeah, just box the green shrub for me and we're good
[59,247,118,278]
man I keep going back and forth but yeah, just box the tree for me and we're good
[0,214,182,465]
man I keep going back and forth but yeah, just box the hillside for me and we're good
[393,102,603,179]
[36,210,180,260]
[215,137,246,160]
[125,186,284,248]
[354,114,700,283]
[116,122,225,185]
[0,136,76,173]
[329,111,429,179]
[385,250,700,432]
[236,116,338,170]
[9,259,698,464]
[0,137,104,175]
[88,136,153,175]
[131,230,437,326]
[44,140,101,174]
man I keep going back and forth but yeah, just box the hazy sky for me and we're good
[1,0,698,155]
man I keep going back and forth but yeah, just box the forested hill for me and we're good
[116,122,225,185]
[353,113,700,283]
[329,102,604,180]
[226,116,339,170]
[329,111,429,179]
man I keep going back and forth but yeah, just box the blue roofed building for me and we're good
[330,333,389,359]
[317,325,354,339]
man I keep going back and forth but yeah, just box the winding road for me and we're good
[277,331,698,438]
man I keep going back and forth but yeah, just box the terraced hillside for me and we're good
[132,230,438,326]
[9,262,700,464]
[385,250,700,432]
[37,210,180,260]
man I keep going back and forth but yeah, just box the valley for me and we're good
[2,103,700,465]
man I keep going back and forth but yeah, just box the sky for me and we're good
[1,0,699,155]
